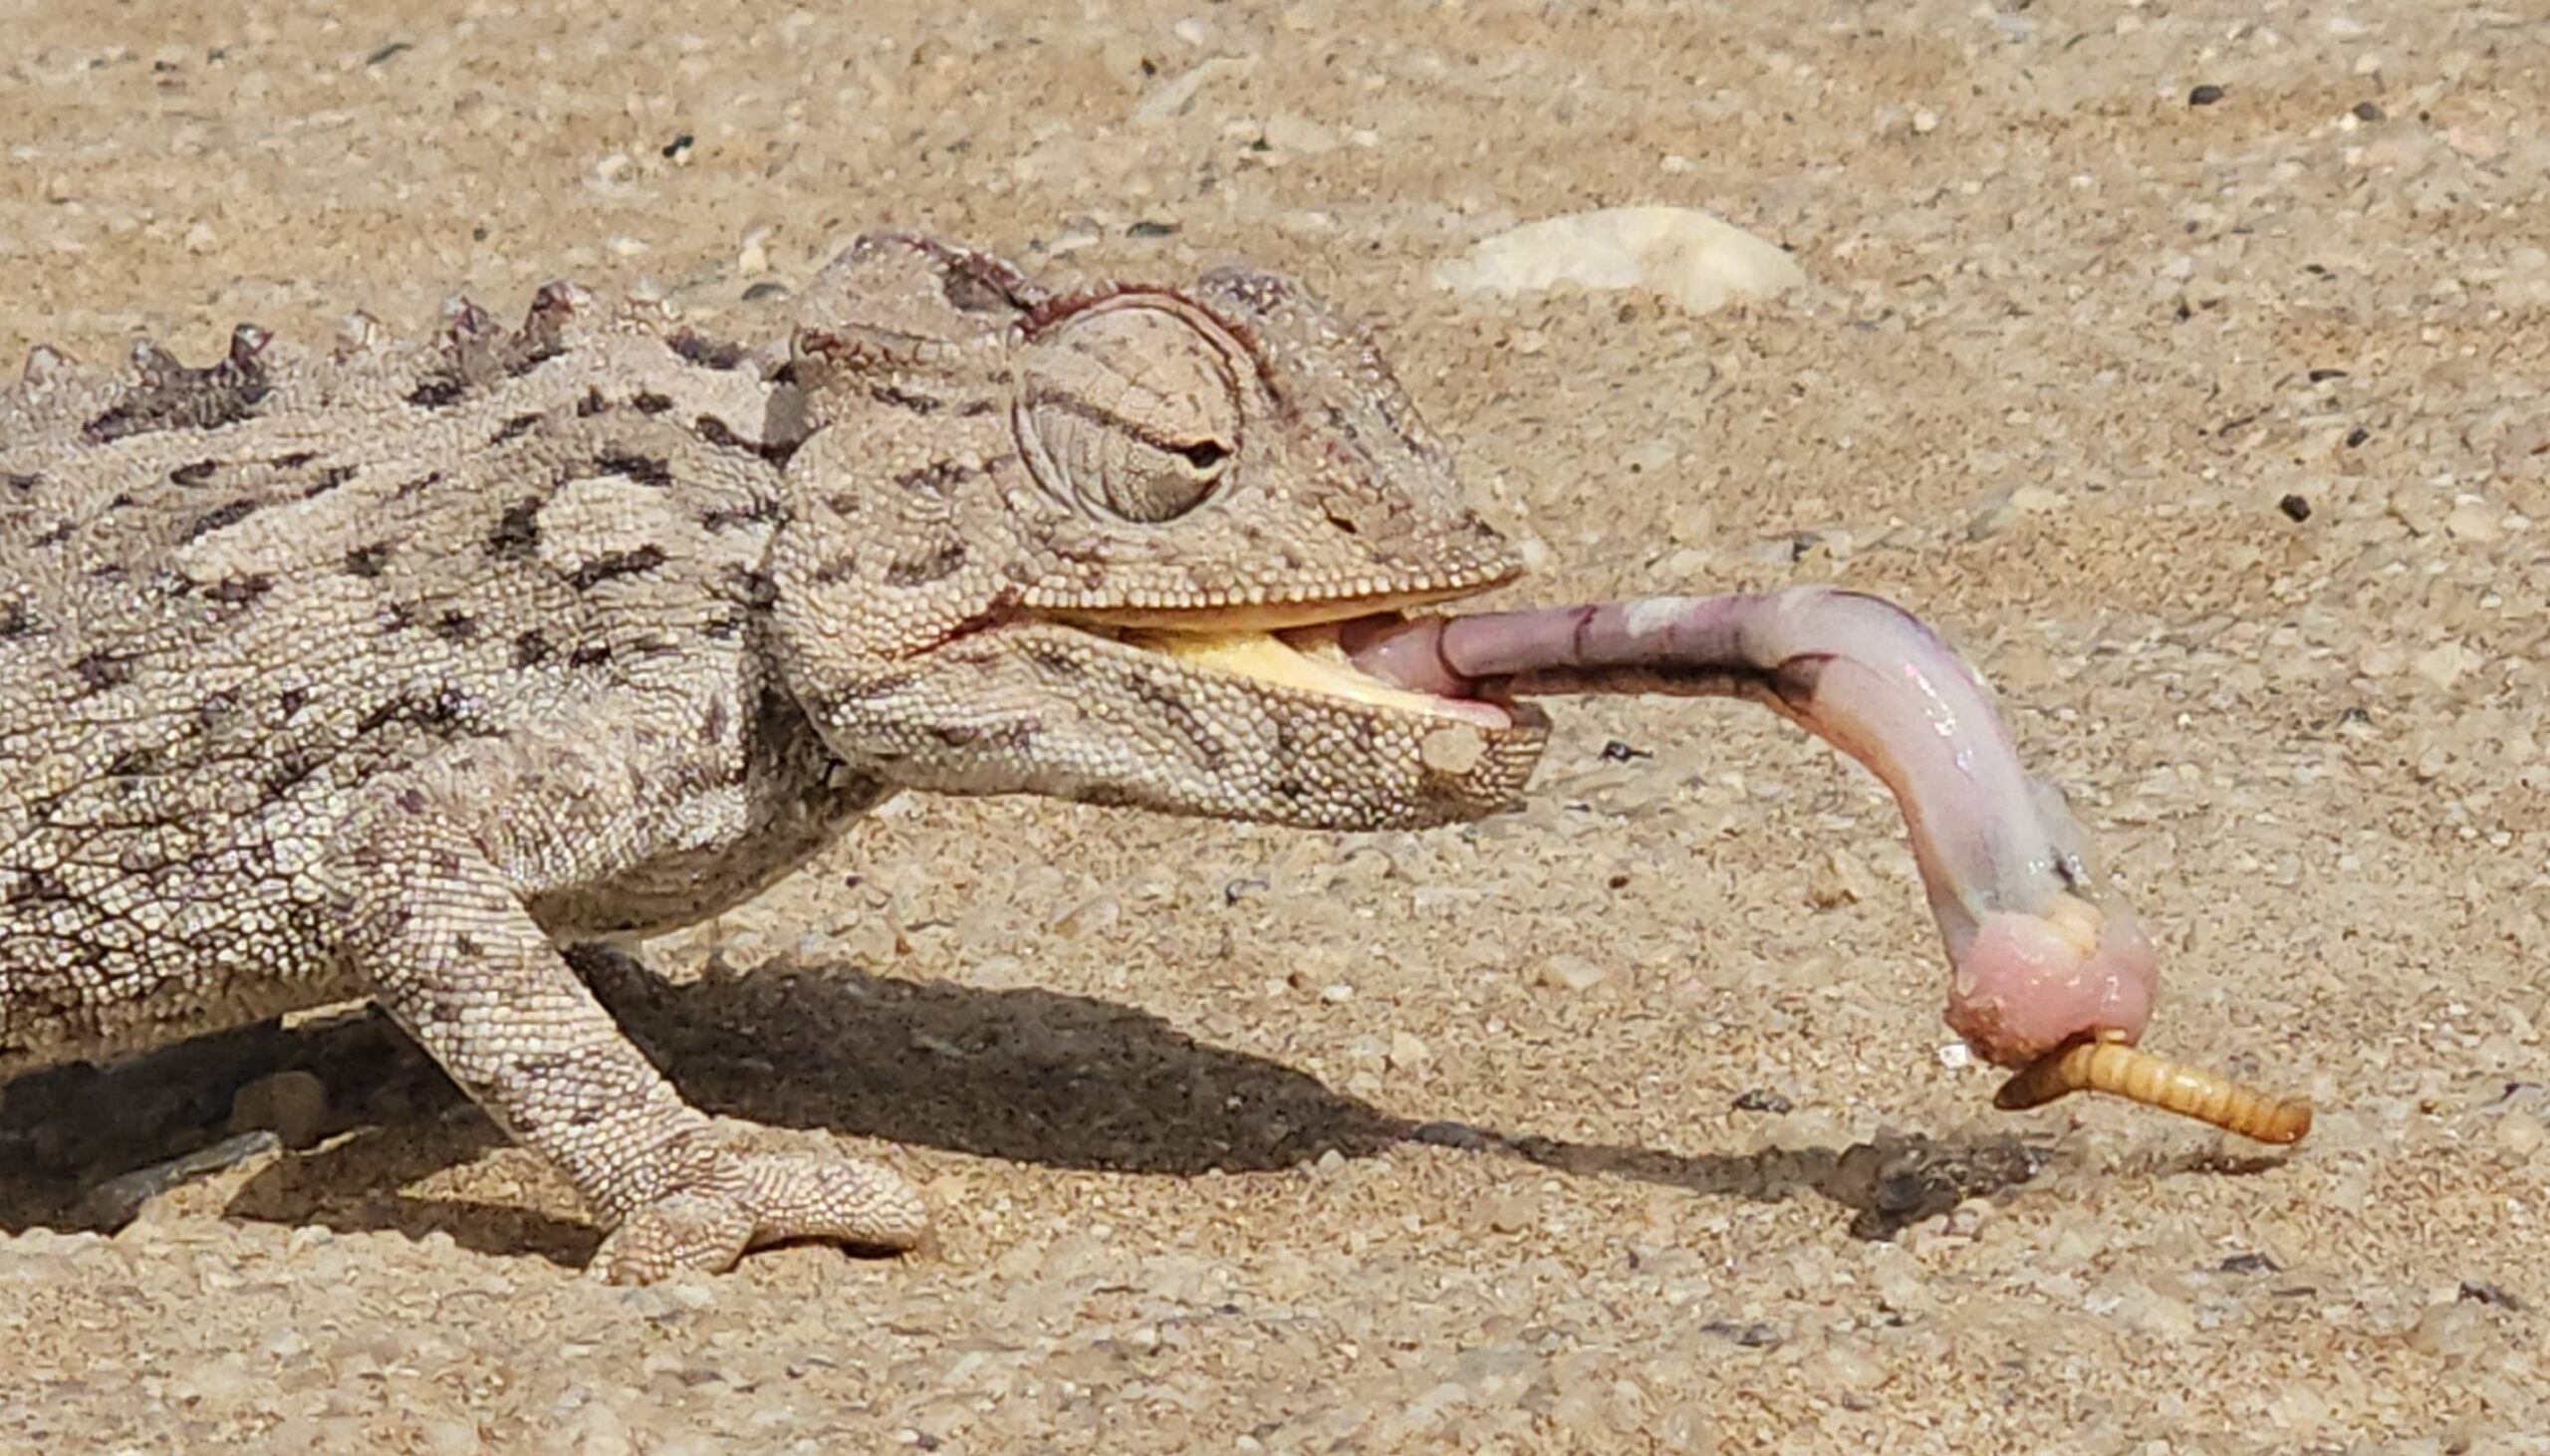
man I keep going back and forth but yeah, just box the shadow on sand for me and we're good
[2,947,2079,1270]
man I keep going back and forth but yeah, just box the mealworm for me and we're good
[1993,1032,2313,1144]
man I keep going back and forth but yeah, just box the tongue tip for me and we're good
[1947,903,2161,1068]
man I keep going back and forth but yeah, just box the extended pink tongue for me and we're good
[1347,590,2160,1069]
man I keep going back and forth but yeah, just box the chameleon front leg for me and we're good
[324,713,926,1283]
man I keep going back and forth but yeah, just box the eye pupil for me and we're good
[1176,440,1230,471]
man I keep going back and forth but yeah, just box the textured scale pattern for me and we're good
[0,233,1552,1280]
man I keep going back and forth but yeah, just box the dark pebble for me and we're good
[1732,1088,1794,1113]
[2189,84,2226,107]
[2345,425,2371,448]
[1699,1320,1785,1348]
[2353,101,2385,121]
[1128,220,1178,238]
[2458,1280,2523,1310]
[2278,494,2312,523]
[660,132,694,159]
[2217,1251,2283,1274]
[740,280,791,303]
[1600,739,1652,763]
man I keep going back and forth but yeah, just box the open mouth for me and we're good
[1112,614,1514,731]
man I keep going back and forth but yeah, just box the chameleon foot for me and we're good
[591,1132,929,1284]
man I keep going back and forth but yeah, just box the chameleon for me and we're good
[2,233,1551,1282]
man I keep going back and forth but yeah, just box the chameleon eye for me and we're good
[1018,303,1242,524]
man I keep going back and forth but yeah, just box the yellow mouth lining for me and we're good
[1117,624,1512,730]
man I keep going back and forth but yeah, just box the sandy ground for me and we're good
[4,0,2546,1450]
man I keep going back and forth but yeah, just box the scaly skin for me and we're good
[0,233,1548,1281]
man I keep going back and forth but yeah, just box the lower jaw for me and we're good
[1097,610,1518,732]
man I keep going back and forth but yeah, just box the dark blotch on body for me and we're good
[83,354,273,443]
[182,499,260,543]
[597,450,674,488]
[568,545,667,591]
[885,539,967,587]
[487,498,544,560]
[73,650,133,694]
[304,465,361,498]
[204,574,274,605]
[405,374,467,408]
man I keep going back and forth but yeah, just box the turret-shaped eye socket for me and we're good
[1020,304,1241,524]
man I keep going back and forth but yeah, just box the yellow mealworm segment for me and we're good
[1993,1033,2314,1144]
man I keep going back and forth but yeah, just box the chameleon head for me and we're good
[765,233,1548,829]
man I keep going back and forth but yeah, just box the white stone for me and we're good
[1435,206,1808,317]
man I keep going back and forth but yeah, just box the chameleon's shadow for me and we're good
[0,947,2068,1269]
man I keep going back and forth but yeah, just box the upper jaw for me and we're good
[1024,547,1524,630]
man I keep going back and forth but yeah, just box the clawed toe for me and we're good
[590,1142,929,1284]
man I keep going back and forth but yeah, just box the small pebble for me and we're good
[2189,84,2226,107]
[229,1070,330,1149]
[1698,1320,1783,1348]
[1260,114,1341,155]
[1803,1341,1890,1393]
[1537,954,1611,993]
[2412,641,2479,693]
[1943,1196,1995,1238]
[1387,1031,1432,1071]
[1805,847,1878,907]
[2407,1301,2487,1359]
[2444,498,2501,542]
[2353,101,2385,121]
[2495,1110,2544,1157]
[2278,493,2312,522]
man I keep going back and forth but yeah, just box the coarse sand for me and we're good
[3,0,2543,1449]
